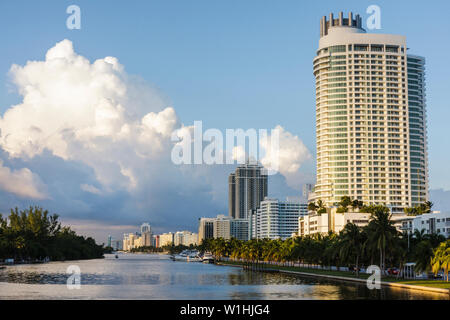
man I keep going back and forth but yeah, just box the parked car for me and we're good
[387,268,399,275]
[427,272,443,279]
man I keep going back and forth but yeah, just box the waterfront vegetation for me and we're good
[202,205,450,283]
[0,206,105,263]
[129,244,196,254]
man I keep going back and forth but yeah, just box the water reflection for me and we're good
[0,253,447,300]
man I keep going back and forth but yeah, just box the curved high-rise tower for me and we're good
[313,12,428,213]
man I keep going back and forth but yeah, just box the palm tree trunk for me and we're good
[379,247,383,277]
[356,255,359,277]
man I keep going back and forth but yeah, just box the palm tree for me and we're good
[392,233,408,279]
[316,200,326,214]
[431,240,450,282]
[337,196,352,213]
[414,240,433,274]
[339,223,364,277]
[425,233,446,248]
[365,205,398,275]
[351,199,364,211]
[307,202,318,213]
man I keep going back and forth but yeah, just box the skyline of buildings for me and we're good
[121,223,198,251]
[117,11,446,248]
[312,12,428,213]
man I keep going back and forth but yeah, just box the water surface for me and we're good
[0,253,447,300]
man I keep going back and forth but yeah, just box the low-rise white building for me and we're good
[299,209,371,236]
[411,212,450,238]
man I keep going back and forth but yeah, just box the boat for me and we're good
[173,250,189,261]
[187,253,202,262]
[173,250,202,262]
[202,252,215,264]
[115,254,119,259]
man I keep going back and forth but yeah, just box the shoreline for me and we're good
[0,256,107,267]
[217,260,450,297]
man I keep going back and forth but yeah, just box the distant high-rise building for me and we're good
[159,232,174,247]
[114,240,122,251]
[107,235,112,248]
[230,219,249,241]
[313,12,429,213]
[123,233,138,251]
[174,231,199,246]
[152,234,160,248]
[213,215,231,239]
[228,163,268,219]
[198,217,215,243]
[302,184,313,199]
[199,215,249,242]
[140,222,151,234]
[140,223,152,246]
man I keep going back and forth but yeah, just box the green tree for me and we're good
[414,240,433,274]
[431,240,450,282]
[351,199,364,211]
[339,223,364,276]
[0,207,104,262]
[337,196,352,213]
[364,205,398,275]
[307,202,318,213]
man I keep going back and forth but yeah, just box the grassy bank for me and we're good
[218,260,450,290]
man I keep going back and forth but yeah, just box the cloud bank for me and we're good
[0,40,313,235]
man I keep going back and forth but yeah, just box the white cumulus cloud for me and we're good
[260,125,312,188]
[0,161,47,199]
[0,39,178,191]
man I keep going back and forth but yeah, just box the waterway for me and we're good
[0,253,447,300]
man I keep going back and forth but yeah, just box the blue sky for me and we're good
[0,0,449,241]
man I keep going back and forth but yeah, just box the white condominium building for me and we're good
[123,232,143,251]
[159,232,174,247]
[213,215,249,241]
[198,217,215,243]
[250,198,308,240]
[174,231,198,246]
[230,218,249,241]
[213,215,232,239]
[198,215,249,242]
[313,12,428,213]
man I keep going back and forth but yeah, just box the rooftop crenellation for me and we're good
[320,11,364,37]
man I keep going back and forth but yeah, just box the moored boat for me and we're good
[173,250,202,262]
[202,252,214,264]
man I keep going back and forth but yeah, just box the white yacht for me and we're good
[173,250,201,262]
[202,252,215,264]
